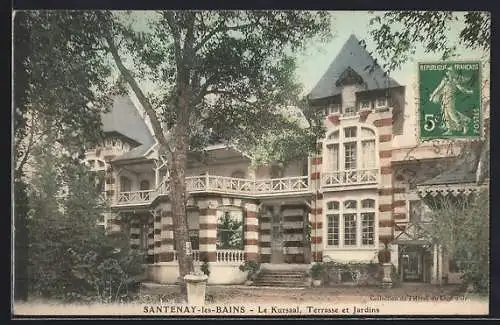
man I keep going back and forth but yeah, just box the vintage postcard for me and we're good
[12,10,490,318]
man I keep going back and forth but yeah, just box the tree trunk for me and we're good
[14,177,29,301]
[169,87,194,299]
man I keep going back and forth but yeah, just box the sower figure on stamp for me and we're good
[429,66,473,135]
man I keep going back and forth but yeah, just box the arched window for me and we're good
[140,180,150,191]
[120,176,132,192]
[324,126,377,172]
[326,198,377,248]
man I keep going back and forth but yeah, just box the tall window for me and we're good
[140,180,150,190]
[361,199,376,245]
[324,126,377,172]
[326,198,376,248]
[327,201,340,246]
[187,211,200,250]
[140,223,149,252]
[216,209,244,250]
[120,176,132,192]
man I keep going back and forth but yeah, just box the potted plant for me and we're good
[377,242,393,287]
[239,260,260,285]
[310,263,324,287]
[377,242,391,264]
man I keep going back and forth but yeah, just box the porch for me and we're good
[112,174,310,207]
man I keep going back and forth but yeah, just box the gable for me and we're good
[308,34,400,100]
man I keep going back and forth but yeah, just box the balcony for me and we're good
[321,168,379,188]
[116,190,156,206]
[111,174,310,207]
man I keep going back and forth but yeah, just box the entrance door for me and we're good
[270,206,284,264]
[400,246,424,282]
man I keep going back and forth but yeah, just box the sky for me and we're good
[121,11,490,148]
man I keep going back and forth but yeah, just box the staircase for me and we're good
[253,268,308,288]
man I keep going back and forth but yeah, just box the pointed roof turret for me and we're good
[101,95,155,147]
[308,34,400,100]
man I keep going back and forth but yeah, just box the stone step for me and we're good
[253,282,306,288]
[258,274,305,278]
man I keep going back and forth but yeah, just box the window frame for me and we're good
[325,198,377,249]
[324,126,378,173]
[216,208,245,251]
[376,97,388,108]
[359,99,371,110]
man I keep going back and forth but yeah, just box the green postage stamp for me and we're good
[418,61,482,140]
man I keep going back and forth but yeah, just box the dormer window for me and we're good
[359,100,371,110]
[344,106,358,117]
[376,97,387,108]
[327,103,341,115]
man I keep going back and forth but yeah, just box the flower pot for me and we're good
[312,279,322,287]
[378,250,391,264]
[380,263,393,288]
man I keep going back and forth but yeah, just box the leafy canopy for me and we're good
[100,10,331,164]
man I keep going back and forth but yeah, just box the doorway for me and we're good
[270,206,284,264]
[399,245,429,282]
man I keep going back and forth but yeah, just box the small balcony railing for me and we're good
[216,250,245,263]
[116,190,156,205]
[322,168,378,187]
[173,250,200,262]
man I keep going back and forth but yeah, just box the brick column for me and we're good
[129,215,140,250]
[373,112,394,247]
[198,199,218,262]
[158,204,174,262]
[244,202,259,261]
[146,214,154,264]
[309,154,323,262]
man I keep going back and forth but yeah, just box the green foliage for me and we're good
[239,260,260,280]
[200,260,211,277]
[310,262,325,279]
[422,189,489,293]
[368,11,490,72]
[216,211,243,250]
[26,144,144,302]
[14,10,113,177]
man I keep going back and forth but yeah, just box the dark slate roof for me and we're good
[420,152,478,186]
[308,34,400,100]
[101,95,155,147]
[112,143,154,162]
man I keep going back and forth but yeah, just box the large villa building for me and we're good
[85,35,489,285]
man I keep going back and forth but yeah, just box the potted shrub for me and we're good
[239,260,260,285]
[310,263,324,287]
[377,242,393,287]
[377,242,391,264]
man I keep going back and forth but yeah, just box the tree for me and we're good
[368,11,490,293]
[95,10,331,295]
[420,190,489,293]
[13,10,114,300]
[27,140,144,302]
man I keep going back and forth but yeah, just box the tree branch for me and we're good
[15,112,36,175]
[103,31,172,155]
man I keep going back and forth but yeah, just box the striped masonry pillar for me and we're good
[244,202,260,261]
[106,212,121,233]
[158,204,174,262]
[146,214,155,264]
[197,198,218,262]
[129,215,141,250]
[373,112,394,246]
[281,204,308,263]
[259,207,271,263]
[152,209,161,263]
[310,155,323,262]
